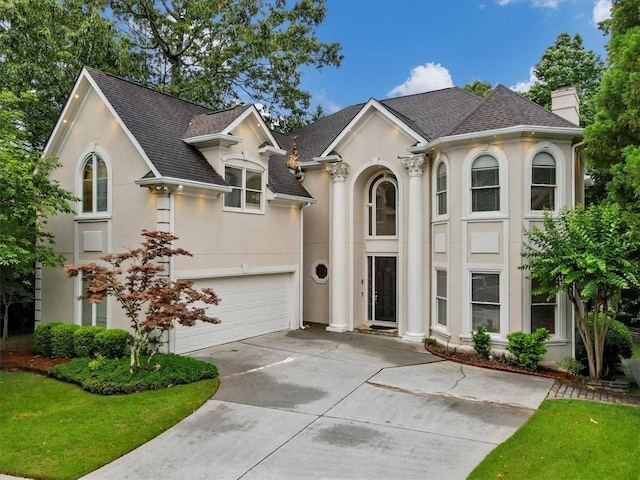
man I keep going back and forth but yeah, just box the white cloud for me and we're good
[388,62,454,97]
[313,91,342,114]
[496,0,512,5]
[532,0,558,7]
[510,67,538,93]
[593,0,611,24]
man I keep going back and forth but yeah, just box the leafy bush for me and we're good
[471,325,492,358]
[51,324,81,358]
[94,329,130,359]
[558,356,583,376]
[506,328,551,371]
[576,316,634,363]
[50,353,219,394]
[73,326,105,358]
[33,322,63,356]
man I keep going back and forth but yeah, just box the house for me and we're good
[40,67,583,363]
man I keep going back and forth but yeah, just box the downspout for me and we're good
[570,140,586,359]
[299,202,312,329]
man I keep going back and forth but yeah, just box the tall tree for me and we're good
[463,80,492,98]
[584,0,640,207]
[522,204,640,379]
[526,32,605,127]
[108,0,343,118]
[0,0,145,149]
[0,91,76,347]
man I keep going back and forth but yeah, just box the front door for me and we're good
[367,255,397,323]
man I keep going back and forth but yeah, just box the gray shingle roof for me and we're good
[86,67,226,185]
[183,105,251,139]
[268,132,313,199]
[86,68,311,198]
[445,85,579,136]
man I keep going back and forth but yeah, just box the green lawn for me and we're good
[468,399,640,480]
[0,371,218,480]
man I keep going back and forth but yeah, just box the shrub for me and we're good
[51,324,81,358]
[33,322,63,356]
[471,325,492,358]
[49,353,219,394]
[73,326,105,358]
[558,356,583,376]
[506,328,551,371]
[94,329,131,359]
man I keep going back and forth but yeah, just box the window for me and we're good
[311,260,329,284]
[531,152,556,211]
[436,162,447,215]
[224,165,263,212]
[81,153,108,214]
[81,276,107,327]
[471,272,500,333]
[367,173,397,237]
[436,270,447,327]
[471,155,499,212]
[531,278,556,334]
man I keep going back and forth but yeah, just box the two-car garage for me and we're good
[172,273,295,354]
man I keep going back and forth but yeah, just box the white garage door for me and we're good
[173,273,293,354]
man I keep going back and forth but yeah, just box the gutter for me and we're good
[135,176,232,194]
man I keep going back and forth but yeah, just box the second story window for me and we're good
[224,166,263,212]
[81,153,108,214]
[531,152,556,211]
[471,155,499,213]
[436,162,447,216]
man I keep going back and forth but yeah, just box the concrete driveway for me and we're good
[82,327,553,480]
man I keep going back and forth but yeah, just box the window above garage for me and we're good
[224,165,264,213]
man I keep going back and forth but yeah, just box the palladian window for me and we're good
[367,173,397,237]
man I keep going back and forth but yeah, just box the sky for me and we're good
[302,0,612,114]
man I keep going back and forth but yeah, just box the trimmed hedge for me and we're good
[34,322,63,356]
[94,329,131,359]
[51,324,81,358]
[73,326,105,358]
[49,353,219,394]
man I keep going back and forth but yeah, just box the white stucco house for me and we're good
[40,67,584,362]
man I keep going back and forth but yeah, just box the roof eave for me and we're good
[408,125,583,153]
[183,133,243,148]
[267,192,316,205]
[135,176,232,193]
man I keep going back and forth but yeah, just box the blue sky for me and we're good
[302,0,612,114]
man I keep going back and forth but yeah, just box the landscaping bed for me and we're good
[0,335,71,373]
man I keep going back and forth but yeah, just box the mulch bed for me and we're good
[0,342,71,374]
[424,342,583,384]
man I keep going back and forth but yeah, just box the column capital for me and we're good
[326,162,350,181]
[401,155,426,176]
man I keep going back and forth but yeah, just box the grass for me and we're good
[0,371,218,480]
[468,399,640,480]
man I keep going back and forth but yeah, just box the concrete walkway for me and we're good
[81,327,553,480]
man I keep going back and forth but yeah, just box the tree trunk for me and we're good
[1,293,12,350]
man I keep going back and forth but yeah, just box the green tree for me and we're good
[463,80,492,98]
[0,91,76,347]
[108,0,343,118]
[584,0,640,207]
[0,0,145,149]
[521,204,640,379]
[525,32,605,127]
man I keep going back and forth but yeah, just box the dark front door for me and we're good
[367,256,397,323]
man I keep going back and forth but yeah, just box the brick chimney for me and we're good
[551,86,580,125]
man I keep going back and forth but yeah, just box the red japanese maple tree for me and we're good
[65,230,220,372]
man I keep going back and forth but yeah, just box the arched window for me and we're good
[531,152,556,210]
[82,153,108,213]
[436,162,447,216]
[367,173,397,237]
[471,155,499,212]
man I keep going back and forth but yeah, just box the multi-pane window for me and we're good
[436,162,447,216]
[224,165,263,212]
[471,155,499,212]
[471,272,500,333]
[531,152,556,211]
[436,270,447,327]
[82,153,108,213]
[367,173,397,237]
[81,276,107,327]
[531,278,556,334]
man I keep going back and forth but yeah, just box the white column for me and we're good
[402,155,426,342]
[326,162,350,332]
